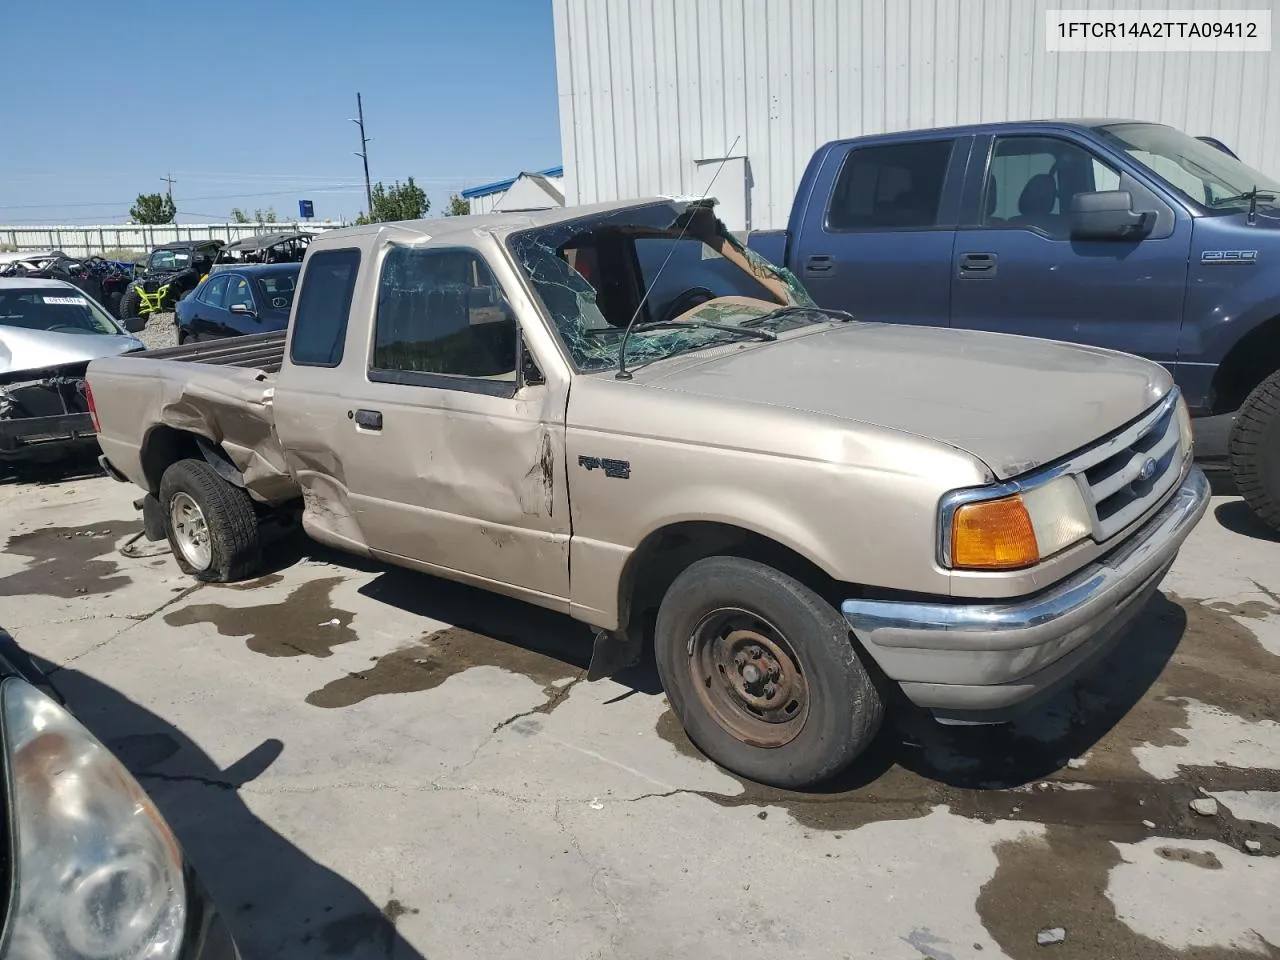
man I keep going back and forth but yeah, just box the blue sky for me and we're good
[0,0,561,225]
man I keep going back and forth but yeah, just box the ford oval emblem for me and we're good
[1138,457,1158,482]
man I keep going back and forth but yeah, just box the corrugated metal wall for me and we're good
[553,0,1280,230]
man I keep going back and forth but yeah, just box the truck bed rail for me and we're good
[132,330,287,373]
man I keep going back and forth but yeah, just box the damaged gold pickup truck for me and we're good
[86,198,1211,788]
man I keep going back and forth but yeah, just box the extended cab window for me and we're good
[827,140,953,230]
[371,247,517,385]
[983,136,1119,239]
[290,248,360,367]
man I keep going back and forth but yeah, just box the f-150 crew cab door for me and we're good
[950,133,1189,364]
[791,133,970,326]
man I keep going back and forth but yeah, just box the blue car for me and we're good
[174,263,300,344]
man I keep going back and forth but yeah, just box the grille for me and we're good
[1070,391,1184,542]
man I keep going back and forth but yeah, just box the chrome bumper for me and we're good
[842,466,1210,718]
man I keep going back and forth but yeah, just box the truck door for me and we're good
[790,134,969,326]
[336,242,571,605]
[950,133,1190,365]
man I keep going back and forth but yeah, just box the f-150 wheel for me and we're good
[159,458,262,582]
[654,555,884,788]
[1229,368,1280,532]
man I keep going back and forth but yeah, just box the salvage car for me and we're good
[1,253,139,321]
[0,626,239,957]
[86,199,1209,788]
[1,278,144,468]
[212,231,311,268]
[174,264,300,343]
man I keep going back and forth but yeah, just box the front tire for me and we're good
[1229,369,1280,532]
[159,458,262,582]
[654,556,884,789]
[119,286,143,322]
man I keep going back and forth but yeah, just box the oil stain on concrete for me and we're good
[164,578,356,658]
[306,624,580,710]
[0,521,137,597]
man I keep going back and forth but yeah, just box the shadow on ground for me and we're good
[40,657,425,960]
[0,450,104,487]
[1214,499,1280,543]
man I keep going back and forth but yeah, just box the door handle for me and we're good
[352,408,383,431]
[804,255,835,276]
[958,252,998,277]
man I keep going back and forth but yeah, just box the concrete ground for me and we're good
[1,466,1278,960]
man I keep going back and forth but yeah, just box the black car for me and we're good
[120,241,224,323]
[174,263,300,343]
[0,627,239,958]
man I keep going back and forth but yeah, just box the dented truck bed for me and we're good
[87,330,298,503]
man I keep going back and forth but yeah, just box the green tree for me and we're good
[444,193,471,217]
[354,177,429,224]
[230,206,278,223]
[130,192,176,224]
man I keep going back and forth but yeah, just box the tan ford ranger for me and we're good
[86,199,1210,788]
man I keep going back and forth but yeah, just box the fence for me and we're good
[0,221,345,257]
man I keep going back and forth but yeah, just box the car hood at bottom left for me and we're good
[0,326,145,377]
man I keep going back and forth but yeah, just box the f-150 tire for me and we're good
[1229,368,1280,532]
[654,555,884,789]
[159,458,262,582]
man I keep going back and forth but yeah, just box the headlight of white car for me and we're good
[945,474,1093,570]
[2,677,187,960]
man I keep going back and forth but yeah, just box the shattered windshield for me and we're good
[506,201,817,373]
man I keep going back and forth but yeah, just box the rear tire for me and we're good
[159,458,262,582]
[107,290,123,318]
[654,555,884,789]
[1229,368,1280,532]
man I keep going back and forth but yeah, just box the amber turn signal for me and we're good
[951,495,1040,570]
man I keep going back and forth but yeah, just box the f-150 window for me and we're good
[197,274,229,307]
[826,140,953,231]
[290,248,360,367]
[982,136,1120,239]
[371,246,517,385]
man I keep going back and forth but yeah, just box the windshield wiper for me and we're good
[588,319,776,342]
[1210,185,1277,224]
[737,305,856,327]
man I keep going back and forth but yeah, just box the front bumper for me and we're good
[0,412,97,463]
[842,466,1210,722]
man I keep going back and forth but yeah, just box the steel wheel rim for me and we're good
[169,492,212,570]
[687,607,810,748]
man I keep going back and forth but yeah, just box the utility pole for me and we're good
[350,93,374,219]
[160,172,177,201]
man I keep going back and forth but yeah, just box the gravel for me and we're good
[133,311,178,351]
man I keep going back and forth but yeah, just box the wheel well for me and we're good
[617,521,842,637]
[139,426,202,494]
[1211,314,1280,414]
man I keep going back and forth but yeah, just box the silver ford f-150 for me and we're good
[85,198,1210,788]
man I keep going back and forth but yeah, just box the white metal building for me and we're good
[461,167,566,214]
[552,0,1280,231]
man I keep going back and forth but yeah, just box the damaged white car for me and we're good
[0,278,145,468]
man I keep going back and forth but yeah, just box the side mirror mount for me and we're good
[123,317,147,334]
[229,303,258,319]
[1070,190,1154,241]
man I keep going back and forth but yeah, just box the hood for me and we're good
[0,327,144,377]
[640,322,1172,480]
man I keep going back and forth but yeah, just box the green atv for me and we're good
[119,240,223,324]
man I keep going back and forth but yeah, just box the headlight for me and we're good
[947,475,1092,571]
[1175,395,1193,458]
[2,678,187,960]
